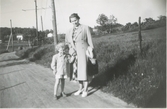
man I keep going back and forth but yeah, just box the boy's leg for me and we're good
[60,79,65,93]
[54,78,60,96]
[60,79,67,97]
[79,81,83,90]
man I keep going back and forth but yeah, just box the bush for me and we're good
[0,43,9,54]
[0,50,8,54]
[15,46,39,59]
[44,37,54,44]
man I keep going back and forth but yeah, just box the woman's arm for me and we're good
[86,26,94,48]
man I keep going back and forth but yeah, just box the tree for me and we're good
[0,27,10,42]
[143,18,155,25]
[96,14,108,26]
[158,15,166,21]
[157,15,166,26]
[107,15,117,25]
[96,14,118,33]
[105,15,118,33]
[122,22,133,31]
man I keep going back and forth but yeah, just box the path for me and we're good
[0,52,135,108]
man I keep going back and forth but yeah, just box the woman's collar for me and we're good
[73,24,81,29]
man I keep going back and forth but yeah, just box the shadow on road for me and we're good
[88,86,101,96]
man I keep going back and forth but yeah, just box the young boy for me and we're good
[51,42,70,100]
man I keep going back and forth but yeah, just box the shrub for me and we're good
[15,46,39,59]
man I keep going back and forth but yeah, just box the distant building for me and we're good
[93,28,98,32]
[47,33,53,37]
[16,34,23,41]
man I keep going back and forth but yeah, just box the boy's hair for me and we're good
[56,42,69,51]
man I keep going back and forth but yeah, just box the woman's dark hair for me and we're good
[69,13,80,22]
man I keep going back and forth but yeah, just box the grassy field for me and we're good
[0,41,30,54]
[14,27,166,107]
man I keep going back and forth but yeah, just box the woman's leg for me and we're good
[81,81,88,97]
[83,81,88,92]
[74,81,83,95]
[78,81,83,90]
[54,78,60,96]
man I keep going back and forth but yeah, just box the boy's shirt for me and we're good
[51,53,68,76]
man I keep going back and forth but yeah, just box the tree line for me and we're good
[95,14,166,35]
[0,27,54,45]
[0,14,166,44]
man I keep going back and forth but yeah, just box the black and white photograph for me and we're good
[0,0,166,108]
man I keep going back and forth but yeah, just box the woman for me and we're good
[65,13,94,97]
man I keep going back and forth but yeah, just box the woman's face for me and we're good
[70,17,80,27]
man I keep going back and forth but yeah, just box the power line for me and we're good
[22,7,50,11]
[1,7,50,14]
[1,10,21,14]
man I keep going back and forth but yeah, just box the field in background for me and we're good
[0,41,30,54]
[13,27,166,107]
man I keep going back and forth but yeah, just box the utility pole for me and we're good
[138,17,142,53]
[6,19,14,51]
[34,0,39,46]
[51,0,58,50]
[41,16,44,45]
[10,19,14,51]
[41,16,44,31]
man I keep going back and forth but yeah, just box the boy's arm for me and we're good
[51,55,57,71]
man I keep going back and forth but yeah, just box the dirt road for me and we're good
[0,52,135,108]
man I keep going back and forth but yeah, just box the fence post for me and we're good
[138,17,142,53]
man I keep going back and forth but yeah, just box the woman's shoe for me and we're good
[61,92,67,97]
[81,91,88,97]
[74,89,83,96]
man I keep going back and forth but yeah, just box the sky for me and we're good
[0,0,166,33]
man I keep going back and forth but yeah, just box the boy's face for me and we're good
[58,47,69,54]
[58,47,64,53]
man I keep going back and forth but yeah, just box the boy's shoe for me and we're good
[81,91,88,97]
[54,95,58,100]
[61,92,67,97]
[74,89,83,96]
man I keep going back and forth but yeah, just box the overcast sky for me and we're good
[0,0,166,33]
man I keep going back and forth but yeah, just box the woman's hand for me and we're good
[69,55,75,63]
[53,69,57,75]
